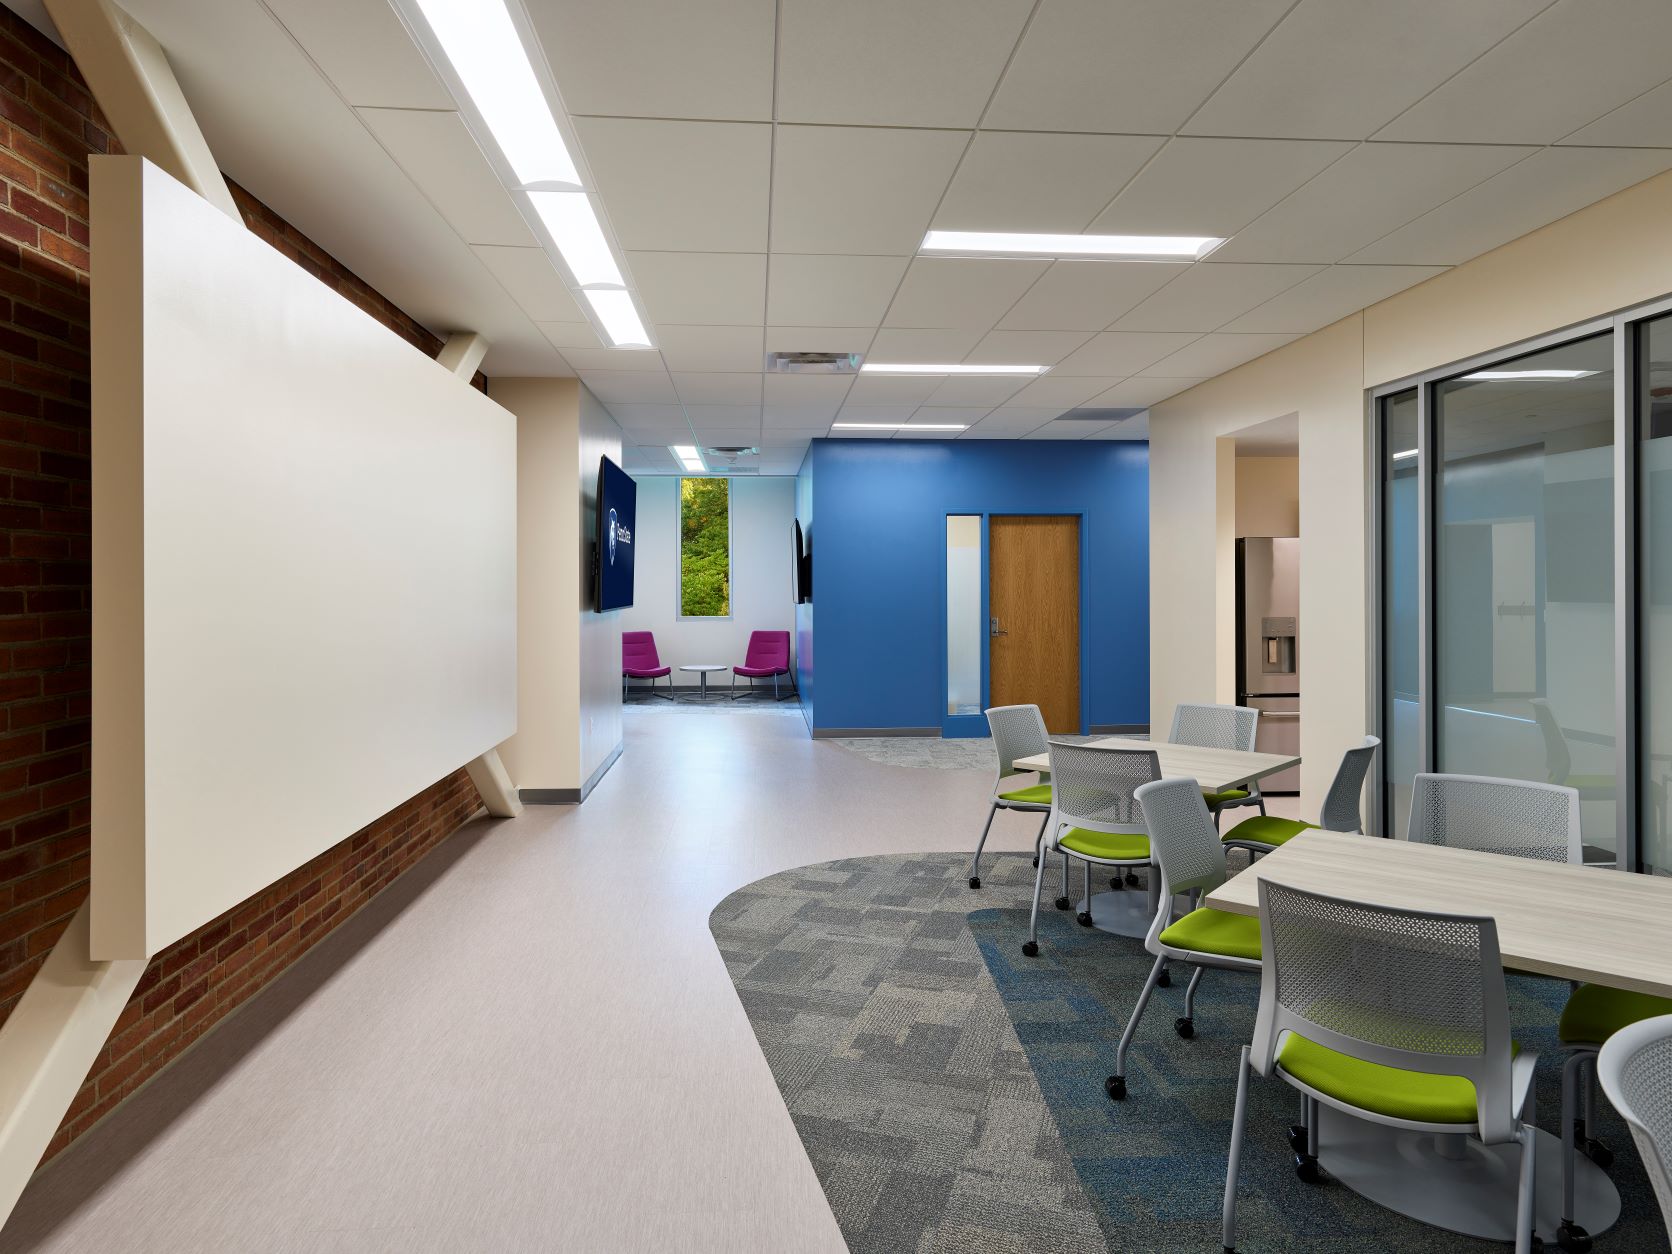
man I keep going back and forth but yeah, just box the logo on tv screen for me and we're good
[608,508,632,565]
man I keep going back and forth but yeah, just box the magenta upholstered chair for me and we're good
[622,631,673,700]
[732,630,795,702]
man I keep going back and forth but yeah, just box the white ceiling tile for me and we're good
[1223,264,1448,332]
[1024,422,1094,440]
[885,257,1049,329]
[767,254,909,326]
[764,374,856,414]
[691,428,763,445]
[765,327,877,354]
[1113,263,1323,331]
[266,0,453,109]
[358,109,535,247]
[844,375,946,405]
[630,252,767,325]
[1093,412,1150,441]
[966,330,1095,365]
[1563,79,1672,147]
[559,346,664,372]
[1347,147,1672,265]
[868,328,985,361]
[986,0,1293,133]
[528,0,775,121]
[772,126,967,254]
[963,409,1057,437]
[654,325,766,373]
[922,375,1032,406]
[763,406,837,429]
[608,404,689,428]
[1089,378,1209,407]
[472,245,587,321]
[1376,0,1672,144]
[671,373,764,405]
[1210,143,1535,264]
[1094,138,1353,237]
[1139,333,1299,377]
[573,118,771,252]
[1004,375,1121,408]
[895,423,964,439]
[996,260,1186,331]
[1053,332,1201,376]
[683,405,763,426]
[776,0,1033,126]
[933,132,1164,232]
[579,370,678,403]
[909,406,996,426]
[836,404,921,423]
[1184,0,1550,140]
[539,322,605,350]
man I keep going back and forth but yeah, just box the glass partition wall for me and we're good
[1371,303,1672,868]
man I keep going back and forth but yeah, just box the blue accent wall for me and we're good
[797,438,1149,733]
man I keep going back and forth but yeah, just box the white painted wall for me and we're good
[91,158,517,959]
[1149,165,1672,811]
[618,475,797,689]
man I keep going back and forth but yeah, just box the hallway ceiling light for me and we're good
[528,191,624,288]
[920,230,1223,261]
[585,290,651,348]
[832,422,969,431]
[1459,369,1598,381]
[410,0,580,189]
[859,363,1046,375]
[1392,449,1418,460]
[670,444,706,472]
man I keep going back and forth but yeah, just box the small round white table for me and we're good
[678,664,728,701]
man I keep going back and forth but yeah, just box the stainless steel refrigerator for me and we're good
[1237,537,1301,794]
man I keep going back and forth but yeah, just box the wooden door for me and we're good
[988,515,1080,733]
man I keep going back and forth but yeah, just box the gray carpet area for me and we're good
[825,734,1104,772]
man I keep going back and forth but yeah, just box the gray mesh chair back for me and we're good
[1318,736,1381,832]
[1250,878,1517,1141]
[1407,773,1581,864]
[1170,702,1258,752]
[985,704,1049,791]
[1047,741,1159,836]
[1598,1014,1672,1237]
[1136,778,1229,903]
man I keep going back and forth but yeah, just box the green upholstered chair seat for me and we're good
[998,782,1052,805]
[1157,907,1262,961]
[1202,787,1250,807]
[1277,1034,1493,1125]
[1058,827,1149,861]
[1223,815,1316,847]
[1559,983,1672,1046]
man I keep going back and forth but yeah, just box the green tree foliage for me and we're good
[680,476,730,616]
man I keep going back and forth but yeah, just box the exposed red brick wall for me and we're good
[0,9,487,1159]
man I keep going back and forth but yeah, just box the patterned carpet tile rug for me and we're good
[709,851,1667,1253]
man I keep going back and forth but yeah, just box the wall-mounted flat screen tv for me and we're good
[595,455,636,611]
[792,518,805,603]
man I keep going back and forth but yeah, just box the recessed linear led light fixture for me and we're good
[1459,369,1598,381]
[410,0,580,189]
[859,363,1046,376]
[1392,449,1418,461]
[670,443,706,473]
[528,191,623,289]
[831,422,969,431]
[586,290,651,349]
[921,230,1224,261]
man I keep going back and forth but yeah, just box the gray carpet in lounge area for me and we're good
[709,851,1666,1254]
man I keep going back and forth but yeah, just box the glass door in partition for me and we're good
[1641,317,1672,873]
[1433,334,1617,861]
[1381,389,1420,837]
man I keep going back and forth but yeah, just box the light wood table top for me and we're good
[1012,737,1301,795]
[1205,829,1672,999]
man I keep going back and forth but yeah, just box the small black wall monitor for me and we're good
[595,455,637,611]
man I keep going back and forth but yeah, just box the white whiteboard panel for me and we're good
[91,158,517,959]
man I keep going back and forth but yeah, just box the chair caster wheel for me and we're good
[1124,870,1142,887]
[1288,1125,1309,1154]
[1076,911,1094,927]
[1583,1138,1614,1170]
[1175,1017,1194,1039]
[1022,940,1039,957]
[1109,877,1124,891]
[1032,855,1039,867]
[1157,969,1171,988]
[968,876,980,890]
[1294,1155,1323,1184]
[1105,1075,1126,1100]
[1054,895,1072,911]
[1557,1221,1592,1253]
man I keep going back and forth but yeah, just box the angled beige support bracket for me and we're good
[43,0,240,222]
[437,333,523,820]
[0,903,147,1225]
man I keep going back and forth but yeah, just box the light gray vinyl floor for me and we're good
[0,709,1301,1253]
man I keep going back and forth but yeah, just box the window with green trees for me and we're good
[679,476,730,617]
